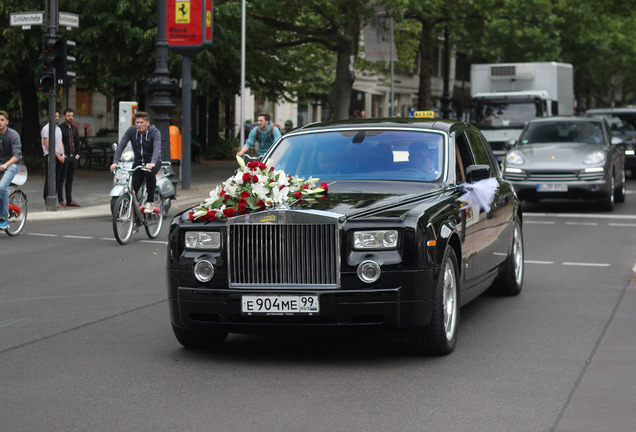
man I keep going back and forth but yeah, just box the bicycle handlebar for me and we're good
[112,165,151,173]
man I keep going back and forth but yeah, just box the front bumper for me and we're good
[507,179,612,201]
[168,269,437,334]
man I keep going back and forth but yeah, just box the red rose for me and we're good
[223,208,236,217]
[238,198,247,205]
[238,203,247,212]
[247,161,260,170]
[242,172,252,182]
[269,166,275,172]
[252,175,259,183]
[202,211,216,221]
[241,190,250,198]
[256,200,265,208]
[188,211,195,221]
[294,191,302,198]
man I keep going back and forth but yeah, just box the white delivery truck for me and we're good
[470,62,574,160]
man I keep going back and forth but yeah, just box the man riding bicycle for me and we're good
[0,110,22,230]
[110,111,161,213]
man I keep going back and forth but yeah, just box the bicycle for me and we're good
[111,165,164,245]
[4,164,28,237]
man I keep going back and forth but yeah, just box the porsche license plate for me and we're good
[537,183,568,192]
[242,295,319,315]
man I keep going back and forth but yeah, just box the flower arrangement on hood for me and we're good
[189,156,329,221]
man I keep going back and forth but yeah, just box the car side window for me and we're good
[467,131,498,177]
[455,133,473,184]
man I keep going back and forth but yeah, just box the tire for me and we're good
[599,172,615,211]
[144,193,164,239]
[408,247,459,356]
[6,191,27,236]
[490,218,524,296]
[110,197,118,215]
[172,324,228,350]
[615,168,626,203]
[113,194,134,245]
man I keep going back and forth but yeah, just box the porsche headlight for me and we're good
[185,231,222,250]
[506,151,525,165]
[353,230,398,250]
[583,151,606,165]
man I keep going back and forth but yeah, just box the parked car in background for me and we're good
[586,107,636,177]
[503,116,626,210]
[167,118,524,356]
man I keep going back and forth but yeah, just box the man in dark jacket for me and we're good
[110,111,161,213]
[58,108,81,207]
[0,110,22,229]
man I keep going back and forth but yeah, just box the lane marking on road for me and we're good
[140,240,168,245]
[0,318,24,328]
[608,223,636,227]
[565,222,598,226]
[525,260,554,264]
[26,233,58,237]
[63,235,94,239]
[562,262,611,267]
[100,238,118,241]
[525,213,636,220]
[524,221,556,225]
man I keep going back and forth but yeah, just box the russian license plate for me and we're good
[242,295,319,315]
[537,183,568,192]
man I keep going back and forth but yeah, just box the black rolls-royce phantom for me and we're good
[167,118,524,355]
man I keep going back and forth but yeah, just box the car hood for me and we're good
[515,143,607,169]
[179,180,445,223]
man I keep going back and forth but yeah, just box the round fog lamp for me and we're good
[194,260,215,282]
[357,260,381,283]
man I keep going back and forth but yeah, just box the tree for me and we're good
[250,0,388,120]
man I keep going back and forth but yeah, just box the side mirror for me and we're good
[611,136,624,145]
[465,164,491,183]
[112,143,118,151]
[504,138,517,150]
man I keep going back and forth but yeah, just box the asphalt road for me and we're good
[0,180,635,431]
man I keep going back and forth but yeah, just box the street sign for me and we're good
[59,12,79,29]
[10,12,44,29]
[167,0,212,55]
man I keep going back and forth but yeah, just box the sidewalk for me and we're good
[24,159,238,221]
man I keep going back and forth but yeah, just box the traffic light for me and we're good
[64,39,76,84]
[40,34,76,88]
[38,72,55,92]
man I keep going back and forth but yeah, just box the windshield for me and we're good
[266,130,445,182]
[473,100,541,129]
[519,121,604,145]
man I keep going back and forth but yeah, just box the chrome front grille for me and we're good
[228,222,339,288]
[506,171,606,182]
[527,172,579,182]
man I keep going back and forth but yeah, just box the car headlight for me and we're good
[353,230,398,250]
[185,231,222,250]
[506,151,525,165]
[583,151,606,165]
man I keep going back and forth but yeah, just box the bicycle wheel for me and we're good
[113,194,134,245]
[6,191,27,236]
[144,193,164,239]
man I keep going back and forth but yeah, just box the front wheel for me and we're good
[6,191,27,236]
[113,194,134,245]
[408,247,460,356]
[144,193,164,239]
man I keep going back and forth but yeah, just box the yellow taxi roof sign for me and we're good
[413,110,436,118]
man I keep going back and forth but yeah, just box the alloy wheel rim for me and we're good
[442,257,457,340]
[513,224,524,285]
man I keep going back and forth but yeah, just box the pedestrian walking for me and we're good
[41,111,65,207]
[59,108,81,207]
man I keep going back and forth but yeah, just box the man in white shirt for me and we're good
[41,112,65,207]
